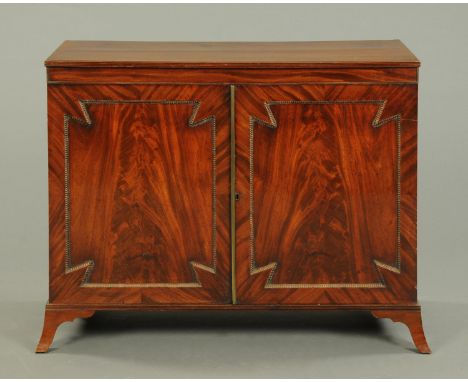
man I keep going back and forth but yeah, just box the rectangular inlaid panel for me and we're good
[235,84,417,305]
[48,84,231,304]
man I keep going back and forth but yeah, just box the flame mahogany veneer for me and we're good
[37,40,429,353]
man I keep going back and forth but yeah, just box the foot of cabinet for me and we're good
[36,307,95,353]
[371,309,431,354]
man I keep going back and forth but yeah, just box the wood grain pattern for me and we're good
[42,40,427,354]
[45,40,419,68]
[235,84,417,305]
[48,84,231,304]
[47,67,418,84]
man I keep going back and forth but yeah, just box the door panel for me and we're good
[235,85,417,304]
[48,84,230,304]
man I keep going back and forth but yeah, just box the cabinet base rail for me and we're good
[36,302,430,354]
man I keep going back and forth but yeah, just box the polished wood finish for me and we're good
[39,40,428,354]
[46,40,419,68]
[45,302,420,311]
[36,309,95,353]
[372,309,431,354]
[235,84,417,305]
[47,84,231,304]
[36,303,427,354]
[48,67,418,84]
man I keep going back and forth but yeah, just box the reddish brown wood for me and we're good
[48,84,231,304]
[372,309,431,354]
[45,40,419,68]
[36,309,95,353]
[46,302,420,311]
[36,304,427,354]
[235,84,417,305]
[47,67,418,84]
[42,40,427,354]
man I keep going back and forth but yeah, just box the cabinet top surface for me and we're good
[45,40,420,69]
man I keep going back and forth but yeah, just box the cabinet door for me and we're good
[48,85,230,304]
[235,84,417,305]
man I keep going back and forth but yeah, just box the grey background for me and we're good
[0,3,467,378]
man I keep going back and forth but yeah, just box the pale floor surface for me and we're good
[0,300,467,378]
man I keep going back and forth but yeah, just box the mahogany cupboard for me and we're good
[37,40,430,353]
